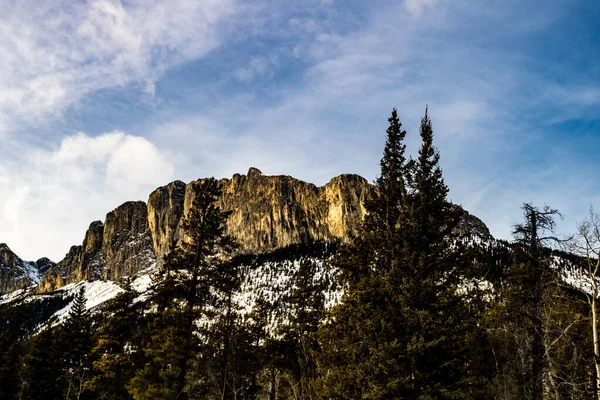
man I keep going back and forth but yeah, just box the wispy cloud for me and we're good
[235,55,280,82]
[0,132,173,261]
[405,0,438,16]
[1,0,599,259]
[0,0,237,134]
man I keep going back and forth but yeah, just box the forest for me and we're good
[1,108,599,400]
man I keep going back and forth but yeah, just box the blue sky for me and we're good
[0,0,599,261]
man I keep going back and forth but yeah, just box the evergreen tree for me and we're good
[86,279,142,400]
[317,107,477,399]
[374,107,408,229]
[0,298,27,399]
[244,296,272,398]
[0,338,24,399]
[128,178,239,400]
[395,107,473,398]
[60,286,94,400]
[269,257,327,399]
[316,108,411,398]
[496,203,562,400]
[20,327,63,400]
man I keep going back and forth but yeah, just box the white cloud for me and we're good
[0,132,174,261]
[405,0,438,16]
[0,0,237,134]
[235,55,280,81]
[142,0,594,246]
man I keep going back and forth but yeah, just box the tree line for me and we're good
[1,107,599,399]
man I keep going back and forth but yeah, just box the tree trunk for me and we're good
[221,292,232,400]
[592,287,600,397]
[269,368,277,400]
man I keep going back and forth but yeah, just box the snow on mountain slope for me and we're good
[1,234,596,335]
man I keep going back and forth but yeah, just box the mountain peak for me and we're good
[247,167,262,177]
[0,243,43,294]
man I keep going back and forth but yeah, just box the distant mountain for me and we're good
[1,167,491,298]
[0,243,54,294]
[7,168,589,343]
[36,168,372,293]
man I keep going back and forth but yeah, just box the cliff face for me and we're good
[147,168,371,261]
[0,243,50,294]
[147,180,186,260]
[37,221,105,292]
[28,168,491,295]
[37,169,369,293]
[103,201,156,280]
[38,202,156,292]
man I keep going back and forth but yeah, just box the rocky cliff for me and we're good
[35,169,370,293]
[25,168,489,294]
[38,202,156,292]
[0,243,53,294]
[148,168,370,260]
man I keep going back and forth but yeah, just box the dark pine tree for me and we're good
[59,286,94,400]
[0,321,25,399]
[86,279,143,400]
[128,177,239,400]
[396,107,474,398]
[269,257,327,399]
[317,107,478,399]
[316,107,410,398]
[20,327,64,400]
[505,203,562,400]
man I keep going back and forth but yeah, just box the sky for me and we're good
[0,0,599,261]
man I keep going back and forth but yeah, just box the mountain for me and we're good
[0,243,54,295]
[36,168,371,293]
[0,168,549,347]
[2,167,491,303]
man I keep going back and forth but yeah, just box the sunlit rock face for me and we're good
[26,168,491,294]
[35,169,370,293]
[147,180,186,260]
[38,220,104,293]
[147,168,371,260]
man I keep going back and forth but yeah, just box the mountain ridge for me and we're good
[1,168,488,295]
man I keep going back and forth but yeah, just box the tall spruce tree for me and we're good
[316,108,410,398]
[60,286,94,400]
[375,107,408,228]
[86,279,142,400]
[269,257,327,399]
[0,327,24,399]
[397,107,472,398]
[316,107,476,399]
[128,178,238,400]
[20,327,64,400]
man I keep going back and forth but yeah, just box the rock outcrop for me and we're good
[38,169,369,293]
[38,202,156,292]
[0,243,49,294]
[37,221,105,292]
[147,168,371,261]
[103,201,156,280]
[147,180,186,259]
[26,168,492,295]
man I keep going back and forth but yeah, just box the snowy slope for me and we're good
[1,235,596,334]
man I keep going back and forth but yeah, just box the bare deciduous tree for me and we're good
[571,207,600,396]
